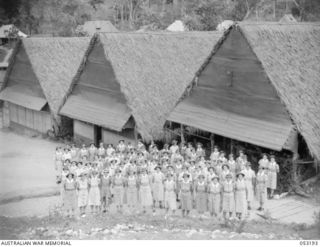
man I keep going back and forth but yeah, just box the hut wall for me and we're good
[73,120,94,144]
[2,101,10,128]
[6,102,52,134]
[102,128,135,146]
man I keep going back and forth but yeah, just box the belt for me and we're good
[65,189,76,191]
[223,191,233,193]
[209,192,220,194]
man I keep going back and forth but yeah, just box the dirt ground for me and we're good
[0,129,58,201]
[0,209,319,240]
[0,129,319,240]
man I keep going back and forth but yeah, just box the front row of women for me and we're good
[62,166,268,220]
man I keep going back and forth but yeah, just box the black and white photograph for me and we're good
[0,0,319,243]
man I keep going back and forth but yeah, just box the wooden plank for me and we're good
[44,112,53,132]
[9,103,17,123]
[39,111,46,133]
[17,105,26,126]
[33,110,40,131]
[25,108,34,129]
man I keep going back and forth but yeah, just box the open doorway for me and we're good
[94,125,102,146]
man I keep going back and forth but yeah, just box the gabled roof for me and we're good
[97,31,225,140]
[0,24,27,38]
[238,22,320,159]
[3,37,92,116]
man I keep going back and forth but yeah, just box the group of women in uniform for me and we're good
[54,140,279,219]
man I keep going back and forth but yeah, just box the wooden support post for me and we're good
[230,139,234,155]
[180,124,185,144]
[292,152,299,188]
[210,133,215,152]
[315,159,319,174]
[133,124,138,144]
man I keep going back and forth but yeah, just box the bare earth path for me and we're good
[0,129,59,203]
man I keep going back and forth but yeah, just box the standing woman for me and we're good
[228,154,236,177]
[258,153,269,169]
[208,176,221,218]
[267,155,279,199]
[164,173,177,216]
[100,169,112,213]
[98,142,106,157]
[112,168,126,213]
[234,172,247,220]
[55,147,63,183]
[152,166,165,210]
[63,172,77,218]
[126,169,138,213]
[222,173,234,220]
[180,173,193,217]
[89,143,97,162]
[195,174,207,218]
[220,164,231,183]
[210,146,220,163]
[207,167,216,183]
[242,162,255,210]
[80,144,89,160]
[256,166,268,211]
[139,168,153,214]
[70,144,78,161]
[77,172,89,217]
[88,170,101,214]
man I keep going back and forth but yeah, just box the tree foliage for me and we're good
[0,0,319,36]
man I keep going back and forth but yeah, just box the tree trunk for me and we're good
[230,139,234,155]
[128,0,133,29]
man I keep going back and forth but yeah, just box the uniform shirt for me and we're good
[258,158,269,169]
[210,151,220,161]
[170,145,179,154]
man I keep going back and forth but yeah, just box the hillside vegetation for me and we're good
[0,0,319,36]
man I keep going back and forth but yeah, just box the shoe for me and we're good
[257,207,262,211]
[248,206,251,210]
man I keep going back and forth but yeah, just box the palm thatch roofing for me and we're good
[238,22,320,159]
[7,37,92,117]
[97,31,225,141]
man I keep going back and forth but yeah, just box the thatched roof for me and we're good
[239,22,320,159]
[21,37,92,116]
[98,31,225,141]
[0,24,28,38]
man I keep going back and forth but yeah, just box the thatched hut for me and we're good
[168,22,320,164]
[60,31,225,145]
[0,37,91,134]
